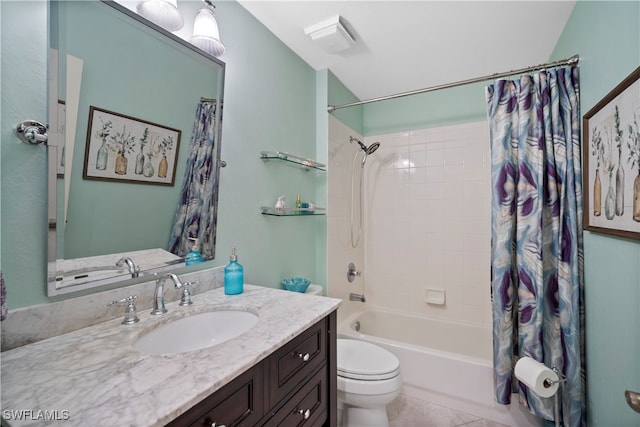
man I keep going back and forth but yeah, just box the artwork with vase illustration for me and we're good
[583,66,640,240]
[83,106,181,186]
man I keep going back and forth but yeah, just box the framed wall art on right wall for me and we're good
[583,66,640,240]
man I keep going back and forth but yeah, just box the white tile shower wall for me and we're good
[327,116,365,324]
[363,121,492,325]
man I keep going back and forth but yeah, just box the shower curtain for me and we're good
[168,100,220,259]
[487,65,585,427]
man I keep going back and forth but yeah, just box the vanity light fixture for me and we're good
[304,15,355,54]
[136,0,184,32]
[190,0,225,57]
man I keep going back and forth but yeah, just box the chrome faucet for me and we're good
[151,273,184,315]
[116,257,140,278]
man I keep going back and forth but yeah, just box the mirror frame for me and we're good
[47,0,225,296]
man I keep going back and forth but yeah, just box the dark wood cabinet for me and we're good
[169,363,266,427]
[167,310,337,427]
[263,366,327,427]
[267,315,327,409]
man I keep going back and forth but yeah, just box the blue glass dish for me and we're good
[281,277,311,293]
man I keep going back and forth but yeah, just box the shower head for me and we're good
[348,137,381,167]
[366,142,380,155]
[350,137,381,156]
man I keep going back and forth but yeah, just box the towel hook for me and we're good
[16,120,48,145]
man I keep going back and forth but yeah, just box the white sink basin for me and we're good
[133,310,258,355]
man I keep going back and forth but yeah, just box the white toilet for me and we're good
[337,339,403,427]
[304,284,323,295]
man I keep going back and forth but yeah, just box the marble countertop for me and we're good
[1,285,341,427]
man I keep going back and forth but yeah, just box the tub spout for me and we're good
[349,293,366,302]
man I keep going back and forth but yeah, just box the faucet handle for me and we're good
[179,281,200,306]
[347,262,361,282]
[107,295,140,325]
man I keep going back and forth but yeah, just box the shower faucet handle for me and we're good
[347,262,361,282]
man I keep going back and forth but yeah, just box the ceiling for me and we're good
[237,1,577,102]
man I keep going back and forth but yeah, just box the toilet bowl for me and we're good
[337,339,402,427]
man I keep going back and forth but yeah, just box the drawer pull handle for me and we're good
[210,423,226,427]
[295,352,310,362]
[297,408,311,419]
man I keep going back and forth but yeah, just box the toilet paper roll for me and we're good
[514,356,559,398]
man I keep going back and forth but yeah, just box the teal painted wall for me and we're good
[551,2,640,426]
[213,1,320,292]
[1,1,49,307]
[327,71,364,135]
[363,80,487,136]
[1,1,320,308]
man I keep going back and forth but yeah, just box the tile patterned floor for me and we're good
[387,394,509,427]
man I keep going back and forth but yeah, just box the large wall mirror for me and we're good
[48,0,225,296]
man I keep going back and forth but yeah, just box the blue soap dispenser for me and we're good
[185,238,204,266]
[224,246,244,295]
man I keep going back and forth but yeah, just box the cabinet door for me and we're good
[264,366,327,427]
[166,363,265,427]
[268,317,327,407]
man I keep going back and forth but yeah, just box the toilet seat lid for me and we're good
[337,339,400,380]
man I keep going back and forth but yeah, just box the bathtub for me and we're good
[338,310,541,427]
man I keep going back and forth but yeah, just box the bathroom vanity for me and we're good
[168,313,334,426]
[0,285,340,427]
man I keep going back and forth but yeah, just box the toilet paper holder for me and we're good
[515,358,566,391]
[515,357,566,427]
[543,365,566,389]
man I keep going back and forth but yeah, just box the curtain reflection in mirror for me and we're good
[168,99,220,259]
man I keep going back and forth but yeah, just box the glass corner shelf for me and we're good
[261,206,326,216]
[260,151,326,172]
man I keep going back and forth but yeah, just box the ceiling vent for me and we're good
[304,15,355,54]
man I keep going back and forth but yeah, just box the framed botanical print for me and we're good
[83,106,181,186]
[583,66,640,240]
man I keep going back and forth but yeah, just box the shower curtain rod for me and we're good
[200,97,217,102]
[327,54,579,113]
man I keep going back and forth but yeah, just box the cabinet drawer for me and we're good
[265,366,327,427]
[268,318,327,407]
[166,363,265,427]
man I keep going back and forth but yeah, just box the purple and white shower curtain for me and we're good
[168,100,219,259]
[486,65,585,427]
